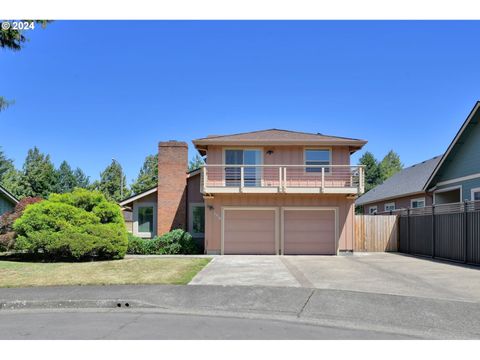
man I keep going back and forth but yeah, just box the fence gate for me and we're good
[354,215,398,252]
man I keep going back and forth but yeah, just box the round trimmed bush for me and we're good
[13,189,128,260]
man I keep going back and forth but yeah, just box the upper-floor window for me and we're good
[472,188,480,201]
[305,149,331,173]
[411,198,426,208]
[384,202,396,212]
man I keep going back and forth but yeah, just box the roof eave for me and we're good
[423,101,480,191]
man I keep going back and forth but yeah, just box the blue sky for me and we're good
[1,20,480,184]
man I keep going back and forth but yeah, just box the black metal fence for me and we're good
[398,201,480,266]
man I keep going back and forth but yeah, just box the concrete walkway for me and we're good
[1,284,480,339]
[189,253,480,302]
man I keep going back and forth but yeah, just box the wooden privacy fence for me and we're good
[354,215,398,252]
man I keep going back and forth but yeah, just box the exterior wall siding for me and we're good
[436,178,480,201]
[363,193,433,214]
[434,117,480,183]
[206,145,351,166]
[0,194,14,216]
[204,194,355,254]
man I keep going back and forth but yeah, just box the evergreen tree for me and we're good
[55,161,77,193]
[379,150,403,181]
[18,147,58,198]
[188,154,204,171]
[0,168,23,198]
[97,160,130,202]
[131,154,158,195]
[73,167,90,188]
[359,151,382,192]
[0,147,14,184]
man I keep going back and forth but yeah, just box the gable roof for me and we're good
[356,156,442,206]
[0,185,19,205]
[424,101,480,191]
[193,129,367,154]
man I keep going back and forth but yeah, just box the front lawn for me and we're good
[0,257,211,287]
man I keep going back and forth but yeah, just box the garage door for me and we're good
[283,209,336,255]
[223,209,277,255]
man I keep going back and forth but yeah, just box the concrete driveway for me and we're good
[189,253,480,302]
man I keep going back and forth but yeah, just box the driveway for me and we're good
[189,253,480,302]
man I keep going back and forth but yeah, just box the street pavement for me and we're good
[1,284,480,339]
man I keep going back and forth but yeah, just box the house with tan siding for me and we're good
[121,129,367,255]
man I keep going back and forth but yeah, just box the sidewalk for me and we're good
[1,284,480,339]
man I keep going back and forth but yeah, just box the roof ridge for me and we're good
[194,128,365,142]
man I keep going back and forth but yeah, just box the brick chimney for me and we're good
[157,141,188,235]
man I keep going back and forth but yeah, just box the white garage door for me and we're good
[223,208,277,255]
[283,209,336,255]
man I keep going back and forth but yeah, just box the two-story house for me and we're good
[120,129,367,255]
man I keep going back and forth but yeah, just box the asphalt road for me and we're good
[0,310,417,340]
[1,284,480,339]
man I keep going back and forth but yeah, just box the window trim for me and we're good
[189,202,205,238]
[368,205,378,214]
[133,201,157,238]
[384,202,396,212]
[471,187,480,201]
[433,185,462,205]
[303,147,332,174]
[410,197,426,209]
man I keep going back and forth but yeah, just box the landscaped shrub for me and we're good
[13,189,128,260]
[155,229,198,255]
[0,197,42,251]
[126,229,199,255]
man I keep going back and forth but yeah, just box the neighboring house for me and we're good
[356,156,441,214]
[120,129,367,255]
[0,185,19,216]
[424,101,480,204]
[357,101,480,213]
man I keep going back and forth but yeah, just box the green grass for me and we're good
[0,257,211,288]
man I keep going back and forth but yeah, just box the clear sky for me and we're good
[1,20,480,184]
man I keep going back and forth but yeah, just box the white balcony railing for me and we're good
[200,164,365,195]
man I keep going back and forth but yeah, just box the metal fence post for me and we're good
[407,208,410,254]
[464,200,469,264]
[432,204,435,259]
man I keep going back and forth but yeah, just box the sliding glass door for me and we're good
[225,149,262,187]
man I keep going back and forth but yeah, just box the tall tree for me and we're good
[96,160,130,202]
[17,147,58,198]
[0,20,52,112]
[188,154,204,171]
[359,151,382,192]
[55,161,77,193]
[131,154,158,195]
[0,147,14,184]
[379,150,403,181]
[0,168,23,198]
[73,167,90,189]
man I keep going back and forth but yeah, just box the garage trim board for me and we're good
[221,207,280,255]
[221,206,339,255]
[281,207,339,255]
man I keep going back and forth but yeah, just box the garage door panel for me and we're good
[223,209,276,255]
[284,209,336,255]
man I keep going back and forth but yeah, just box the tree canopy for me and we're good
[379,150,403,181]
[130,154,158,195]
[93,160,130,202]
[359,150,404,193]
[188,154,204,171]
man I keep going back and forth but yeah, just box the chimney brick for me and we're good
[157,141,188,235]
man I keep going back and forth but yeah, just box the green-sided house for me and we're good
[0,185,18,216]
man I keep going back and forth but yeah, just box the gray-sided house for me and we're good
[357,101,480,213]
[0,185,18,216]
[424,101,480,204]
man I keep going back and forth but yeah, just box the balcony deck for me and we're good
[200,165,364,195]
